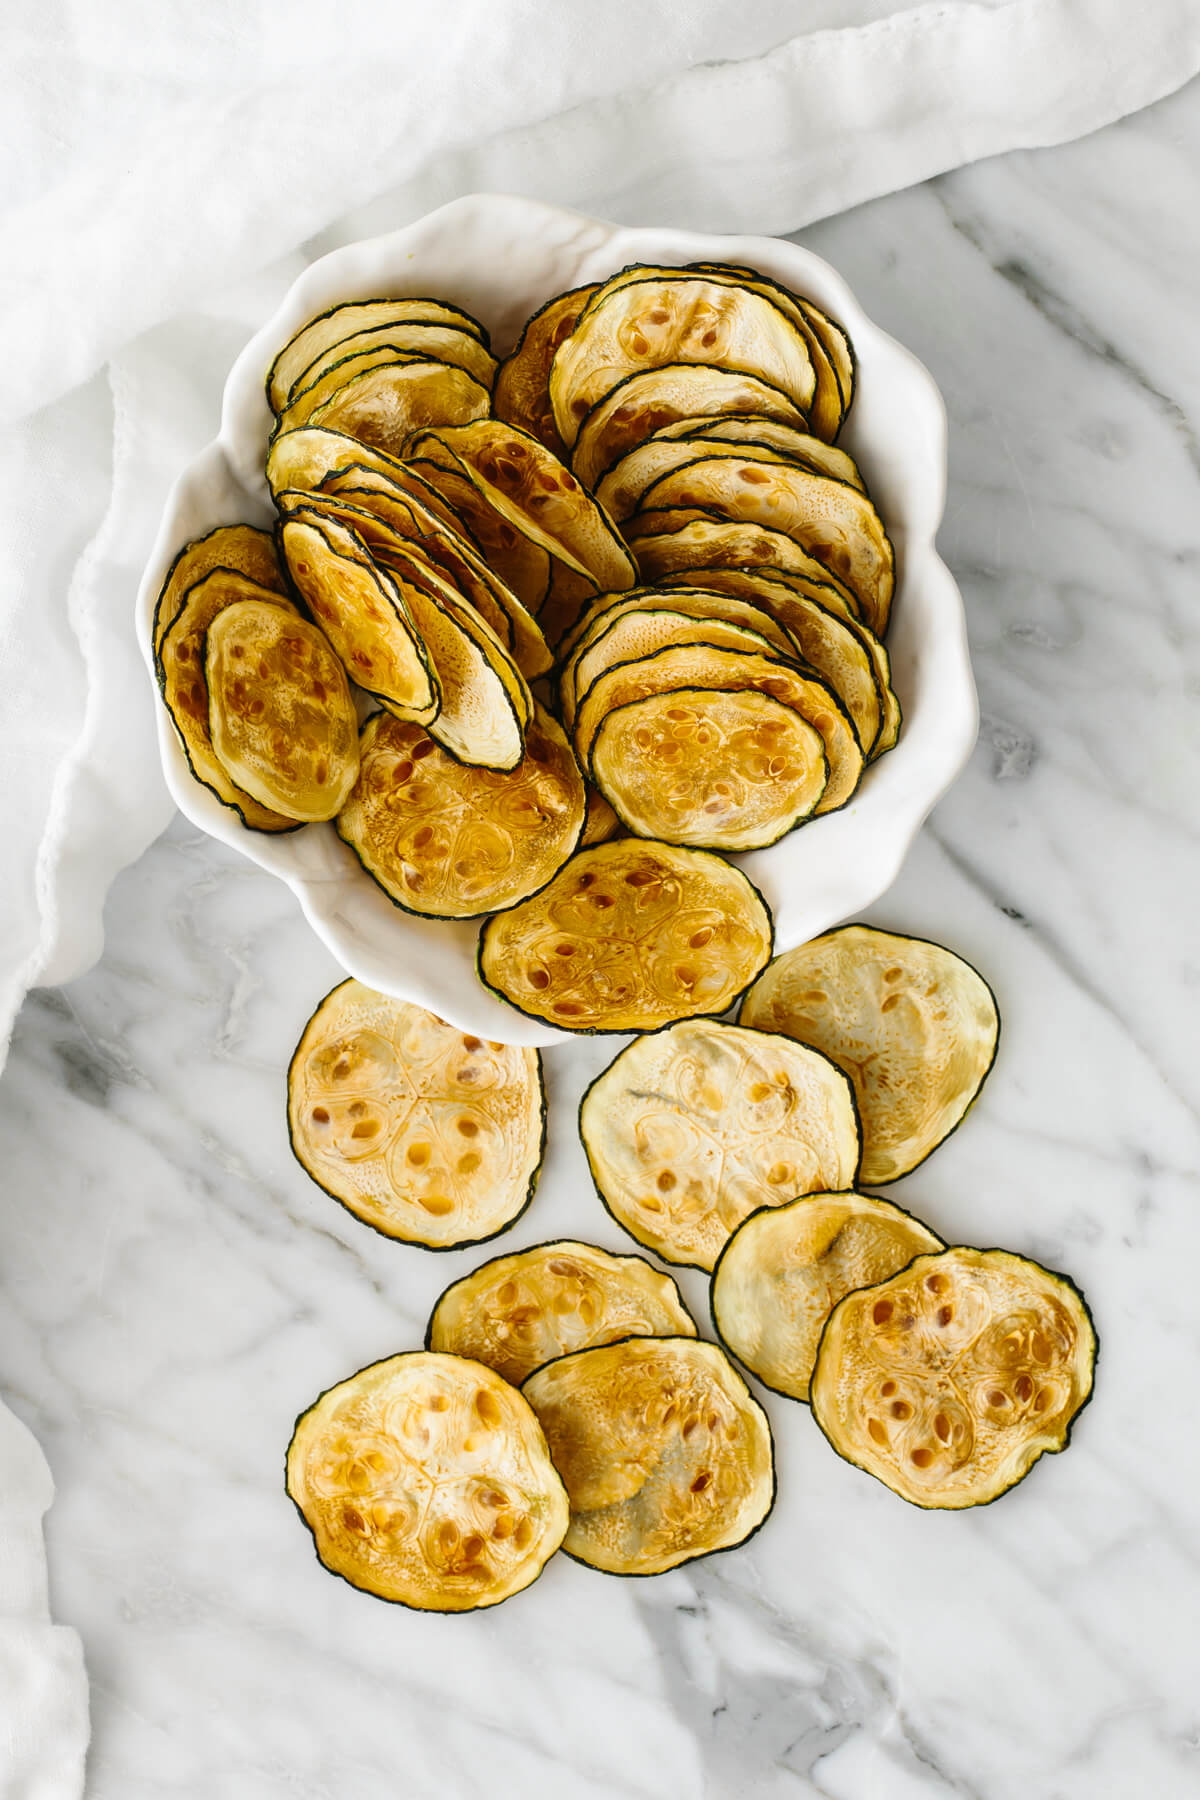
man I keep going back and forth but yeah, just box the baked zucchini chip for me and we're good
[287,979,546,1245]
[287,322,496,405]
[427,1240,696,1385]
[580,784,622,847]
[405,456,552,613]
[478,839,773,1033]
[561,608,785,731]
[624,513,863,616]
[205,601,359,821]
[267,296,488,411]
[559,584,800,672]
[597,437,802,526]
[493,284,599,459]
[336,703,585,920]
[685,263,848,440]
[652,417,864,491]
[277,345,426,433]
[580,1020,859,1271]
[809,1248,1096,1508]
[286,1351,567,1610]
[711,1192,943,1400]
[739,926,1000,1184]
[308,360,491,457]
[152,524,286,666]
[266,427,465,536]
[522,1337,775,1574]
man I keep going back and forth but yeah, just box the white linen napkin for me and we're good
[2,2,1197,1792]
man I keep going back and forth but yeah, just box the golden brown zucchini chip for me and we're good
[288,979,546,1245]
[739,927,1000,1185]
[580,1020,860,1271]
[596,437,799,526]
[277,346,426,433]
[308,360,491,457]
[571,364,808,491]
[685,263,848,440]
[206,601,358,821]
[522,1337,775,1574]
[652,417,864,490]
[427,1240,696,1385]
[279,512,439,725]
[810,1248,1096,1508]
[405,456,551,613]
[159,570,300,832]
[591,687,827,851]
[580,783,622,846]
[559,583,799,670]
[288,322,496,404]
[561,608,786,732]
[711,1192,943,1401]
[286,1350,567,1609]
[624,512,863,616]
[267,296,488,412]
[478,839,773,1033]
[337,703,584,920]
[152,524,286,666]
[493,284,599,459]
[265,427,464,535]
[550,274,817,449]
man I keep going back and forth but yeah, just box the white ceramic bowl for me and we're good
[136,193,976,1047]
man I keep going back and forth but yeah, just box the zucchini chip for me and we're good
[493,284,599,458]
[478,839,773,1034]
[277,345,426,433]
[624,513,863,617]
[308,360,491,457]
[550,274,817,449]
[739,927,1000,1184]
[571,364,808,491]
[558,584,801,670]
[406,456,551,613]
[685,263,848,440]
[591,688,827,851]
[336,703,585,921]
[652,417,864,491]
[580,1021,859,1271]
[288,322,496,404]
[152,524,286,666]
[711,1192,943,1400]
[809,1248,1096,1508]
[278,512,439,725]
[561,608,784,731]
[427,1240,697,1385]
[267,296,488,412]
[287,979,546,1245]
[205,601,359,821]
[286,1351,567,1610]
[597,437,801,526]
[265,427,465,536]
[522,1337,775,1575]
[580,784,622,847]
[159,570,301,832]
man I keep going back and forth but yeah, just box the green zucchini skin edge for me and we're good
[285,977,548,1251]
[151,533,287,684]
[264,293,491,411]
[577,1018,862,1272]
[807,1247,1098,1510]
[475,840,775,1036]
[520,1332,779,1577]
[284,1350,566,1613]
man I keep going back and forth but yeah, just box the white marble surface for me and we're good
[3,79,1200,1798]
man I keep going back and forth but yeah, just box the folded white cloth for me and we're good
[2,1,1197,1793]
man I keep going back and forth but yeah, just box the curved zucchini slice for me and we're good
[478,839,773,1033]
[493,284,599,458]
[740,926,1000,1185]
[286,1351,567,1610]
[550,274,816,449]
[205,601,358,821]
[597,436,807,526]
[336,702,584,921]
[559,583,800,673]
[580,1020,859,1271]
[427,1239,697,1385]
[810,1248,1096,1508]
[711,1192,943,1401]
[287,979,546,1246]
[623,513,863,617]
[580,783,621,847]
[522,1336,775,1575]
[406,456,551,614]
[266,427,464,535]
[308,360,491,457]
[277,345,425,433]
[571,363,808,491]
[278,512,439,725]
[684,263,848,441]
[288,322,496,405]
[652,417,864,491]
[159,570,301,833]
[267,296,489,412]
[562,609,785,732]
[152,524,286,667]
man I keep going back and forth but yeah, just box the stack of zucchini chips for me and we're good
[154,268,1096,1610]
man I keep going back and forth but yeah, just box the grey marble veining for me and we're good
[2,78,1200,1799]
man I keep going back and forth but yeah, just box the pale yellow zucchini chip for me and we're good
[739,926,1000,1184]
[522,1337,775,1574]
[406,457,552,614]
[152,524,286,665]
[287,979,546,1246]
[558,583,801,671]
[685,263,847,440]
[427,1240,696,1385]
[277,346,426,433]
[265,427,465,535]
[624,512,863,616]
[493,284,599,459]
[580,1020,860,1271]
[561,609,786,732]
[711,1192,943,1400]
[308,360,491,458]
[337,703,584,920]
[205,601,359,821]
[477,839,773,1033]
[597,437,807,525]
[267,296,488,411]
[652,416,864,490]
[286,1351,567,1610]
[810,1248,1096,1509]
[288,322,496,404]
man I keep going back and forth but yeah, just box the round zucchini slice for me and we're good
[493,284,600,459]
[286,1351,567,1610]
[336,702,585,921]
[652,417,864,491]
[406,456,552,614]
[561,609,786,732]
[266,428,465,537]
[559,584,800,673]
[580,783,622,847]
[522,1337,775,1575]
[597,436,804,526]
[683,263,848,441]
[427,1239,697,1385]
[478,839,773,1033]
[288,321,497,404]
[308,360,491,457]
[810,1247,1096,1508]
[205,601,359,821]
[152,525,286,667]
[711,1192,943,1401]
[287,979,546,1245]
[624,513,863,617]
[592,687,827,852]
[580,1020,859,1271]
[267,296,489,412]
[277,345,425,434]
[739,927,1000,1185]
